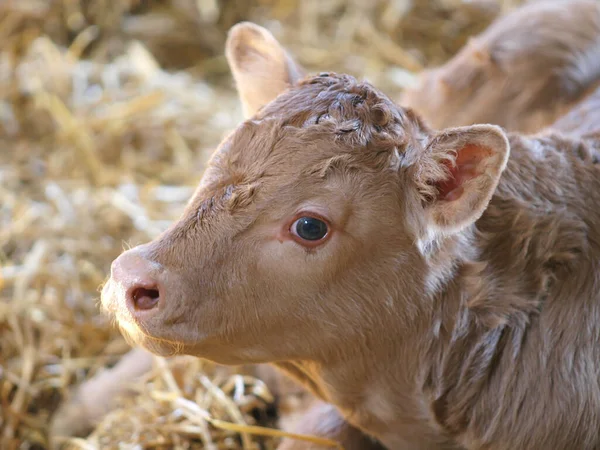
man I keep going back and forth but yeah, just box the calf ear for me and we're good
[225,22,305,119]
[415,124,510,235]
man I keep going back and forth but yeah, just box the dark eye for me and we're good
[291,217,328,241]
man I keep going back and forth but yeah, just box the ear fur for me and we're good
[225,22,305,118]
[416,124,510,235]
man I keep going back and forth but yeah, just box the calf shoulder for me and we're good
[426,132,600,449]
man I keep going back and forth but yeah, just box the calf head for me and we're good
[101,23,510,366]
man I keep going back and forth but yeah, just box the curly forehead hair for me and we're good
[197,73,434,220]
[256,72,429,158]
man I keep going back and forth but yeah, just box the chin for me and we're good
[117,319,184,357]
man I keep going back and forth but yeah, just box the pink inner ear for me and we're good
[436,144,491,201]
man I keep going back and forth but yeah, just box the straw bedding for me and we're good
[0,1,519,449]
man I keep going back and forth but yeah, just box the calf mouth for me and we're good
[100,277,180,355]
[102,269,199,359]
[117,319,185,357]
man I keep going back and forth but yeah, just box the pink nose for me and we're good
[110,250,162,313]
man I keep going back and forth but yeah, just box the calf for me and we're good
[103,33,600,450]
[400,0,600,133]
[53,1,600,448]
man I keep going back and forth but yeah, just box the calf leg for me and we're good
[253,364,383,449]
[49,349,374,450]
[49,347,153,446]
[276,399,384,450]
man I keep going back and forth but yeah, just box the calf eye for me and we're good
[292,217,328,241]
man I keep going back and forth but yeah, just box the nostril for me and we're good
[131,286,160,311]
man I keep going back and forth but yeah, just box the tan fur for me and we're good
[54,2,600,449]
[225,22,305,118]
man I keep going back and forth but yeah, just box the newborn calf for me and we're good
[401,0,600,133]
[101,16,600,450]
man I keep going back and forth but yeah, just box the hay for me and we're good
[0,1,518,449]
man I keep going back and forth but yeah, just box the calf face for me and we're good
[101,25,509,369]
